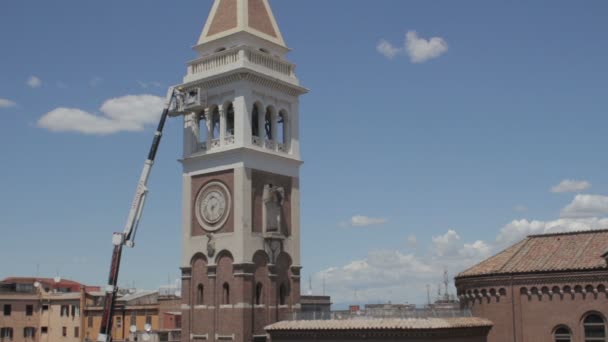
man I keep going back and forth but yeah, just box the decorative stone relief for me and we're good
[263,184,285,233]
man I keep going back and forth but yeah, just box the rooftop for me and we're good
[457,229,608,278]
[266,317,493,331]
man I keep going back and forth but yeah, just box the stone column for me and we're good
[258,106,265,146]
[204,110,212,149]
[219,107,226,145]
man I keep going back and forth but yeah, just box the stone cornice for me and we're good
[456,269,608,290]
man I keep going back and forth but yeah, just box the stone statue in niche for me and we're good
[263,184,285,233]
[206,233,216,257]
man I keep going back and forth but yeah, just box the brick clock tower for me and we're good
[176,1,307,341]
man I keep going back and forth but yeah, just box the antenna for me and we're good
[307,276,312,295]
[426,284,431,306]
[443,269,449,301]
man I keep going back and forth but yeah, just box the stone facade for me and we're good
[177,1,306,341]
[456,230,608,342]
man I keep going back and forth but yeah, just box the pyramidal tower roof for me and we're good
[197,0,286,49]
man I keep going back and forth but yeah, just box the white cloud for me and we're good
[347,215,388,227]
[377,30,448,63]
[37,94,165,135]
[405,31,448,63]
[27,76,42,88]
[459,240,491,259]
[0,98,16,108]
[496,217,608,247]
[561,194,608,218]
[406,235,417,248]
[551,179,591,193]
[432,229,462,257]
[376,40,402,59]
[316,229,490,304]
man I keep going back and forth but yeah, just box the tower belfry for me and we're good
[175,1,307,341]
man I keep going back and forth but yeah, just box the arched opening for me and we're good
[196,284,204,306]
[277,110,288,146]
[252,104,260,138]
[198,110,208,143]
[222,283,230,305]
[584,313,606,341]
[226,103,235,136]
[265,107,274,141]
[279,284,287,306]
[255,283,263,305]
[554,326,572,342]
[211,107,220,140]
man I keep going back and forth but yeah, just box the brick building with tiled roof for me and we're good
[455,229,608,342]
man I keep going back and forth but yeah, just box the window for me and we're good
[255,283,263,305]
[279,284,287,306]
[198,110,208,143]
[60,305,69,317]
[197,284,204,305]
[584,314,606,341]
[62,327,67,337]
[211,107,220,139]
[130,312,137,326]
[42,305,48,312]
[554,326,571,342]
[23,327,36,339]
[116,316,122,328]
[71,305,79,317]
[3,304,11,316]
[0,328,13,340]
[277,110,287,145]
[226,103,235,136]
[252,105,260,137]
[88,316,93,328]
[74,327,79,338]
[26,305,33,316]
[146,315,152,325]
[264,109,273,140]
[40,327,48,334]
[223,283,230,305]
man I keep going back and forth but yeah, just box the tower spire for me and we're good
[197,0,286,50]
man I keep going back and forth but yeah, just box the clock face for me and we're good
[195,181,231,232]
[201,190,226,223]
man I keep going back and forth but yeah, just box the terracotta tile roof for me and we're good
[457,229,608,278]
[266,317,493,331]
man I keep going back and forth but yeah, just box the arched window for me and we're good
[584,314,606,341]
[211,107,220,140]
[255,283,263,305]
[226,103,235,136]
[222,283,230,305]
[554,326,571,342]
[265,108,273,140]
[198,110,207,143]
[279,284,287,306]
[277,110,287,145]
[252,105,260,138]
[196,284,204,306]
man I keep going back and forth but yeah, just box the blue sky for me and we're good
[1,0,608,307]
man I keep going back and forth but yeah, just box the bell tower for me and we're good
[175,1,307,341]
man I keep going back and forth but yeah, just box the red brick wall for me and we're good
[458,276,608,342]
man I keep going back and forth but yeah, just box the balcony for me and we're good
[186,46,298,84]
